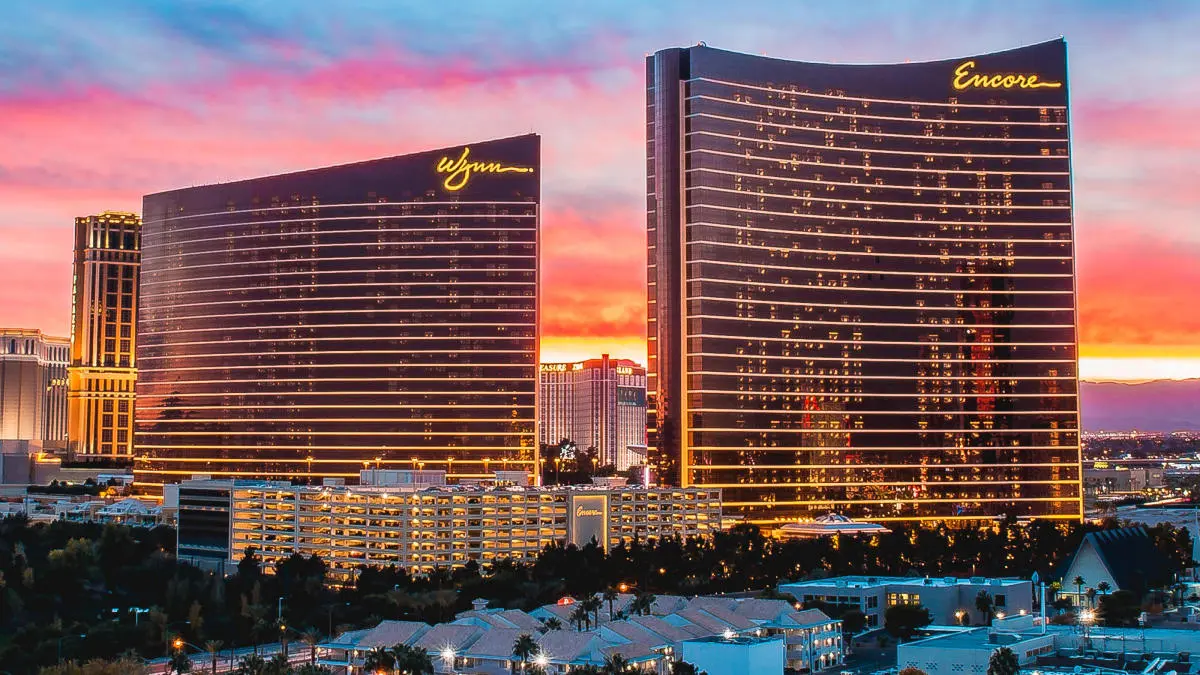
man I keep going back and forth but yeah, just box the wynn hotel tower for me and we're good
[646,40,1081,524]
[135,135,540,490]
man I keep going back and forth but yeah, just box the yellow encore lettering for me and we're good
[435,146,535,191]
[952,60,1062,91]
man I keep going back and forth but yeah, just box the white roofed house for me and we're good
[320,594,842,675]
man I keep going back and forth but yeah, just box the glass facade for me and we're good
[69,211,141,458]
[647,42,1081,524]
[135,135,540,491]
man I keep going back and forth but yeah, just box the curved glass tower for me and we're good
[136,135,539,490]
[647,41,1081,524]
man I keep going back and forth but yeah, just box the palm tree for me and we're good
[234,654,267,675]
[975,590,993,625]
[570,604,591,631]
[540,617,563,633]
[986,646,1019,675]
[204,640,224,675]
[631,592,656,616]
[583,595,603,628]
[603,652,629,674]
[603,587,620,620]
[391,644,434,675]
[301,628,321,665]
[364,646,396,673]
[512,633,539,673]
[169,650,193,675]
[1073,576,1086,606]
[1097,581,1111,596]
[671,661,701,675]
[1086,587,1097,609]
[264,654,290,675]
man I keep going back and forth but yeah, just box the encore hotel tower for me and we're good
[135,135,540,491]
[647,40,1081,524]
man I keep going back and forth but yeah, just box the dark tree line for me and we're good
[0,513,1191,673]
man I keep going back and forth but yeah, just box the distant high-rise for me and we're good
[539,355,648,470]
[68,211,141,459]
[135,135,540,491]
[647,41,1081,524]
[1,328,69,447]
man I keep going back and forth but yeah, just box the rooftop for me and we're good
[686,634,785,646]
[782,575,1029,589]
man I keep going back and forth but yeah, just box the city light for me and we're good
[534,653,550,667]
[172,638,183,650]
[1080,609,1096,624]
[722,629,736,640]
[440,647,456,662]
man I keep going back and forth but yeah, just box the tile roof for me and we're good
[536,630,602,662]
[356,620,430,649]
[600,640,662,663]
[411,624,484,653]
[459,627,525,659]
[632,614,707,642]
[602,621,664,646]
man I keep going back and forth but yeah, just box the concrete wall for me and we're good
[681,637,786,675]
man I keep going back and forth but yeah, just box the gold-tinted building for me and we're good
[135,136,539,490]
[647,41,1081,524]
[68,212,141,458]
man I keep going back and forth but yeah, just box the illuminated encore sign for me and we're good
[952,60,1062,91]
[435,146,534,191]
[575,505,603,517]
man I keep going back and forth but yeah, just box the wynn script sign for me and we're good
[952,60,1062,91]
[435,146,534,191]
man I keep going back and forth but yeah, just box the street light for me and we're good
[955,610,967,626]
[1080,608,1096,652]
[57,634,85,664]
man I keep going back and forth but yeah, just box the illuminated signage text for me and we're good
[615,366,633,375]
[575,505,603,517]
[952,60,1062,91]
[435,146,534,191]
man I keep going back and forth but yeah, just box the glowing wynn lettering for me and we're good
[952,60,1062,91]
[435,146,534,191]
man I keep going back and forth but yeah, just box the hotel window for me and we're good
[886,593,920,606]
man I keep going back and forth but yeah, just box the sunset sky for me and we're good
[1,1,1197,382]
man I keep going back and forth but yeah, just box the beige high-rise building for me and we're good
[0,328,69,447]
[68,212,140,458]
[539,355,648,470]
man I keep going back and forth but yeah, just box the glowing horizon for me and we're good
[0,3,1196,386]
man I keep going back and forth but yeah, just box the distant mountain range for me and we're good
[1081,379,1200,432]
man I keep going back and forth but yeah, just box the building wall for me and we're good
[68,211,141,458]
[780,578,1032,627]
[189,481,719,578]
[538,355,648,470]
[899,630,1053,675]
[1,329,69,446]
[134,136,540,490]
[646,41,1081,524]
[681,638,786,675]
[1060,540,1117,604]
